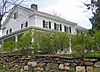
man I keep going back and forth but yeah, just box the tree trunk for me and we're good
[0,13,3,30]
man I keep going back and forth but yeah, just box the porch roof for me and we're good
[0,26,53,41]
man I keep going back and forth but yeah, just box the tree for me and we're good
[32,30,70,54]
[33,30,56,54]
[0,0,24,29]
[17,29,32,55]
[51,32,70,53]
[84,0,100,30]
[3,40,16,53]
[94,30,100,51]
[71,34,88,57]
[85,37,96,51]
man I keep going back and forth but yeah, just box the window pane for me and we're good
[45,21,48,28]
[56,24,60,31]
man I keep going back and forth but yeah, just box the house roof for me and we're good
[75,25,88,31]
[22,5,77,26]
[2,4,77,28]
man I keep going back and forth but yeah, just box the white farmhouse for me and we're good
[0,4,87,49]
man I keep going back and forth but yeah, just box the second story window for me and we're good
[21,21,28,29]
[43,20,51,29]
[54,23,60,31]
[64,26,69,32]
[6,28,12,34]
[14,12,18,19]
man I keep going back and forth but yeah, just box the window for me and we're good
[64,26,68,32]
[77,30,82,34]
[6,28,12,34]
[56,24,60,31]
[43,20,51,29]
[54,23,60,31]
[21,21,28,29]
[14,12,18,19]
[45,21,49,28]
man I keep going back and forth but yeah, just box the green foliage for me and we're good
[33,30,70,54]
[86,52,100,57]
[17,30,32,48]
[73,44,84,57]
[1,29,100,56]
[85,37,96,50]
[17,29,32,55]
[72,34,86,48]
[3,40,16,53]
[94,30,100,50]
[71,33,88,57]
[0,64,7,72]
[85,0,100,30]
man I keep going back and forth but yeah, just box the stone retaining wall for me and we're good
[0,55,100,72]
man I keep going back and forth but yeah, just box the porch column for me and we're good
[69,38,72,53]
[1,40,4,51]
[31,29,34,43]
[15,35,18,42]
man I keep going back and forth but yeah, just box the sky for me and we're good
[23,0,92,29]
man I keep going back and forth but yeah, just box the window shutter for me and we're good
[64,26,66,32]
[49,21,51,29]
[54,23,56,30]
[14,13,16,19]
[6,30,8,34]
[69,27,71,33]
[43,20,45,27]
[25,21,28,27]
[14,12,18,19]
[21,24,23,29]
[10,28,12,33]
[60,24,62,31]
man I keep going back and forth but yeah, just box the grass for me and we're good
[0,66,7,72]
[86,52,100,57]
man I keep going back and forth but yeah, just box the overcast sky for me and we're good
[23,0,92,29]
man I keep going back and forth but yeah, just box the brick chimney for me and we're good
[31,4,38,10]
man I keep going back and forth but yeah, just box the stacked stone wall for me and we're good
[0,55,100,72]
